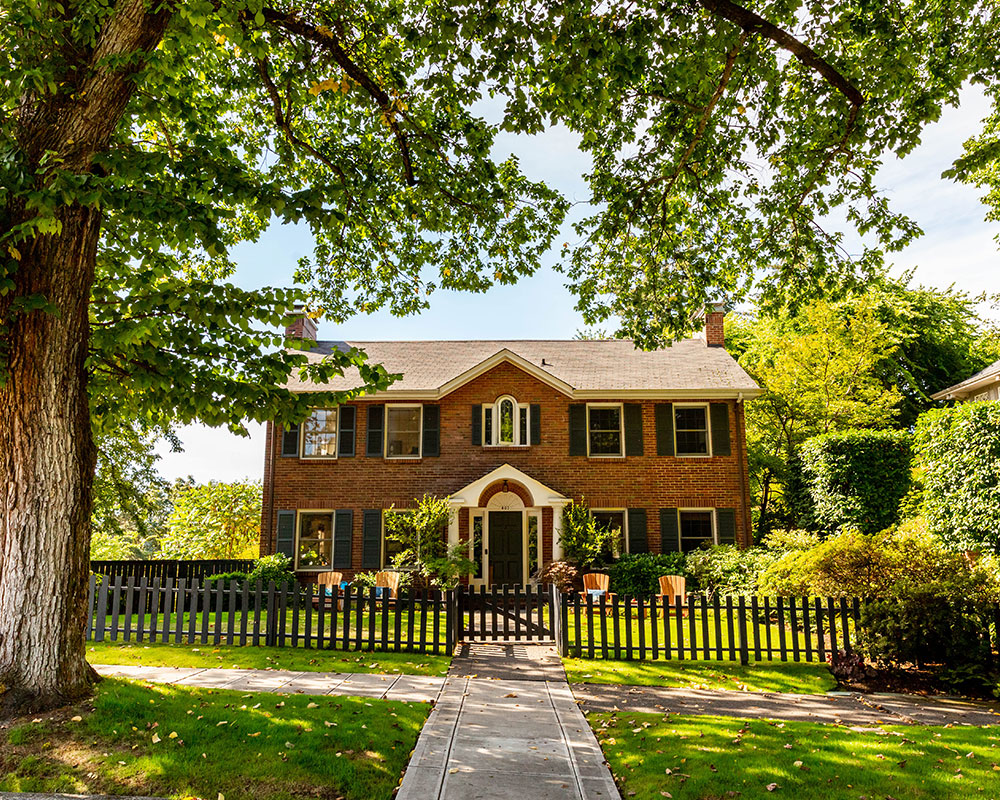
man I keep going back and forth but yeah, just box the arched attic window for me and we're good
[484,395,529,446]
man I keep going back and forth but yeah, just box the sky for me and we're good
[154,86,1000,484]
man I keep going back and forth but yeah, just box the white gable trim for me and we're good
[435,349,575,398]
[449,463,569,508]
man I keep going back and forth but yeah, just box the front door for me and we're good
[488,511,523,586]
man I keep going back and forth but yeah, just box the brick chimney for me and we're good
[693,301,725,347]
[284,306,318,341]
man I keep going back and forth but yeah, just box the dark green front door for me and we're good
[488,511,523,586]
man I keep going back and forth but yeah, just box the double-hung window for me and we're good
[301,408,338,458]
[674,404,710,456]
[679,510,715,552]
[385,406,422,458]
[297,512,334,569]
[587,404,623,457]
[592,509,625,559]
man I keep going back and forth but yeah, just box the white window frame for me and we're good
[591,508,628,556]
[586,402,625,458]
[381,508,416,569]
[676,507,718,552]
[295,508,337,572]
[299,407,339,460]
[384,403,423,460]
[673,402,713,458]
[483,396,530,447]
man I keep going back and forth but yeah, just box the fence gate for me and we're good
[457,585,554,642]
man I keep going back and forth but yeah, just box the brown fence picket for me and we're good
[826,597,838,657]
[802,597,812,662]
[303,585,313,649]
[712,596,723,660]
[159,577,173,643]
[725,596,735,662]
[814,598,825,662]
[174,578,186,645]
[789,597,800,662]
[94,576,109,642]
[750,596,761,661]
[776,597,786,661]
[240,581,250,646]
[737,597,750,665]
[762,597,772,660]
[124,576,135,642]
[572,593,581,658]
[624,596,633,660]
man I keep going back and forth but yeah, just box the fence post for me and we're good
[265,581,277,647]
[551,584,566,656]
[738,596,750,666]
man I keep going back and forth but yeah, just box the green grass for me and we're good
[0,679,428,800]
[88,640,452,675]
[563,658,838,694]
[591,711,1000,799]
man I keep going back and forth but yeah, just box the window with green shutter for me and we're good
[709,403,731,456]
[365,405,384,457]
[275,510,296,558]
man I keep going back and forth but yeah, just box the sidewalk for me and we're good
[396,644,619,800]
[573,682,1000,727]
[92,664,444,702]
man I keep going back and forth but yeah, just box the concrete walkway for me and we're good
[396,644,620,800]
[92,664,444,702]
[573,683,1000,727]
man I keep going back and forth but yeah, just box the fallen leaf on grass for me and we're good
[766,784,779,792]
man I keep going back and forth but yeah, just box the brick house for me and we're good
[260,305,761,585]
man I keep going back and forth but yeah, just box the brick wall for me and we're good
[261,360,754,576]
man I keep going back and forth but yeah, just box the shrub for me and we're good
[559,500,620,569]
[247,553,296,588]
[684,545,778,597]
[541,561,579,592]
[205,571,249,587]
[800,429,912,534]
[384,495,474,589]
[760,528,820,551]
[608,553,686,598]
[351,570,413,593]
[915,403,1000,552]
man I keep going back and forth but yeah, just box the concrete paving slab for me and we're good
[281,674,347,694]
[223,671,301,692]
[439,770,583,800]
[170,668,241,688]
[447,736,572,775]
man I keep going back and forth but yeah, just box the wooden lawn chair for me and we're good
[313,571,343,607]
[657,574,687,617]
[375,570,401,601]
[579,572,616,612]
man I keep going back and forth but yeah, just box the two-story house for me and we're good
[932,358,1000,403]
[259,305,761,586]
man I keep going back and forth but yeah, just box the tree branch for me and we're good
[260,7,416,186]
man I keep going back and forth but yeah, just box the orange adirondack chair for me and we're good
[375,570,402,600]
[313,572,343,606]
[579,572,616,611]
[657,574,687,617]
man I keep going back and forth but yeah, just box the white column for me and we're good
[550,499,569,562]
[447,502,462,548]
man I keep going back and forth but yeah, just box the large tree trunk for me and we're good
[0,206,102,715]
[0,0,172,716]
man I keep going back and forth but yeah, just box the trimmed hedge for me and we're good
[609,553,685,598]
[915,403,1000,552]
[800,429,911,534]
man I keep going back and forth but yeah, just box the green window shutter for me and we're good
[365,405,384,457]
[627,508,648,553]
[716,508,737,544]
[568,404,587,456]
[471,404,482,446]
[362,510,382,569]
[655,404,674,456]
[659,508,679,552]
[530,403,541,445]
[338,406,356,457]
[624,403,644,456]
[710,403,731,456]
[281,424,300,457]
[333,510,353,569]
[276,510,296,558]
[422,405,440,457]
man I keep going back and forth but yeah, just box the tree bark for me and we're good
[0,0,172,716]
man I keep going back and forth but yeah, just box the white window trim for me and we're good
[676,507,718,552]
[586,402,625,458]
[591,508,629,555]
[384,403,423,460]
[381,508,416,569]
[299,407,339,460]
[483,396,531,447]
[673,402,713,458]
[295,508,337,572]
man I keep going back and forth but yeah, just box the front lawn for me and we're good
[89,640,451,675]
[0,679,428,800]
[591,711,1000,800]
[564,658,837,694]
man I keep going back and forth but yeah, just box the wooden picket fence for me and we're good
[90,559,255,582]
[86,574,456,655]
[559,592,864,665]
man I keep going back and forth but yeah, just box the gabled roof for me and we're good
[931,358,1000,401]
[286,338,761,399]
